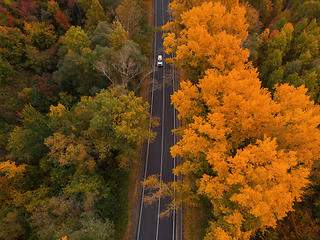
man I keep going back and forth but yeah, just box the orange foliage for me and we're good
[171,66,320,239]
[163,1,249,77]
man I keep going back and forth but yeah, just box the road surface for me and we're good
[136,0,177,238]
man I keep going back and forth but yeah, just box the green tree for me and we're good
[255,18,320,102]
[91,21,113,47]
[74,86,156,167]
[53,47,105,95]
[0,57,14,83]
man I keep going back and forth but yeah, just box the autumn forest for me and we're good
[1,0,320,239]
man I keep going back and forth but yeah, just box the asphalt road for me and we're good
[136,0,177,238]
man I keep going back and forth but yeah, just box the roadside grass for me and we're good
[123,144,145,240]
[183,203,207,240]
[114,169,130,240]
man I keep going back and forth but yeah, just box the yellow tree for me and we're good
[163,1,249,79]
[0,161,26,205]
[84,0,109,30]
[63,26,91,54]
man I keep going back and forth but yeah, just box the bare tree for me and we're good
[96,41,156,92]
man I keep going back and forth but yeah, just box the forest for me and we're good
[1,0,320,239]
[0,0,155,239]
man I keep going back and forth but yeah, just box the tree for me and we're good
[115,0,142,39]
[44,132,96,176]
[245,0,281,25]
[163,1,249,80]
[0,209,26,240]
[47,0,60,17]
[63,26,91,54]
[29,195,115,240]
[256,18,320,102]
[26,21,56,50]
[0,160,26,205]
[0,57,14,83]
[53,47,105,95]
[10,0,38,21]
[25,46,57,74]
[74,86,156,167]
[84,0,109,30]
[95,40,150,90]
[55,11,70,31]
[0,5,14,27]
[109,21,127,50]
[7,105,52,162]
[0,26,30,64]
[47,0,71,31]
[91,21,113,47]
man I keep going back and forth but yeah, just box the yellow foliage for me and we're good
[109,21,127,50]
[0,161,26,179]
[84,0,109,30]
[44,133,96,175]
[49,103,67,118]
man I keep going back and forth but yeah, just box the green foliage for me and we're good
[3,84,154,238]
[91,21,113,47]
[73,86,155,167]
[0,122,13,151]
[53,49,106,95]
[255,18,320,103]
[291,1,320,24]
[0,58,14,83]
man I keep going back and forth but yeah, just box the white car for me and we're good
[157,55,163,67]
